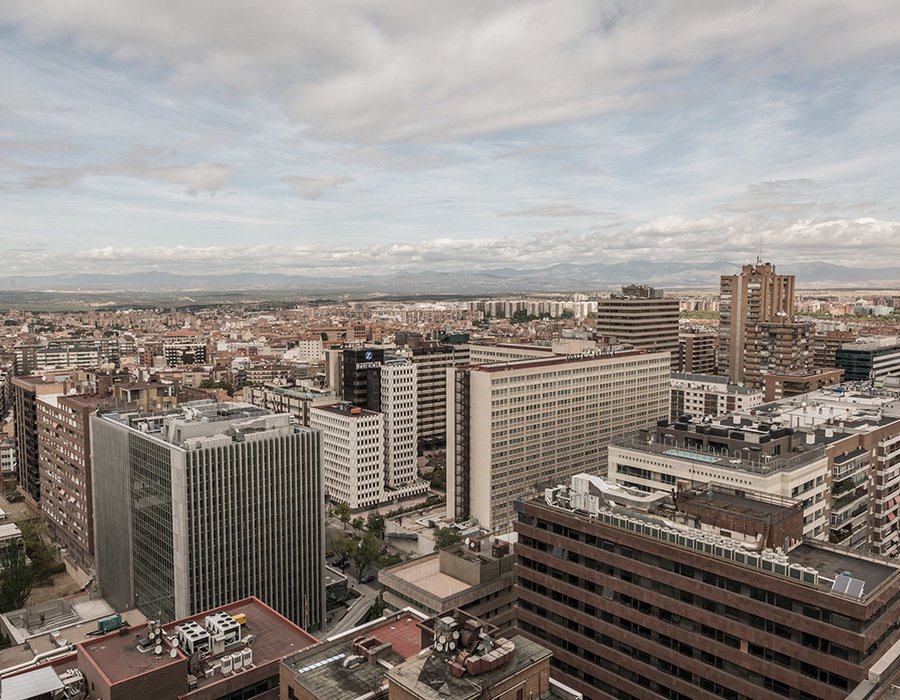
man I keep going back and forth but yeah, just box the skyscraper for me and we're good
[91,401,325,629]
[719,261,799,385]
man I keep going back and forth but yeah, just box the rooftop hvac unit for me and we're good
[241,648,253,667]
[645,524,660,539]
[703,540,715,554]
[774,561,789,575]
[720,544,735,560]
[231,651,243,671]
[667,529,679,543]
[788,564,804,580]
[802,568,819,585]
[745,552,761,567]
[761,556,775,572]
[734,550,747,564]
[205,612,241,646]
[221,655,234,675]
[713,544,725,558]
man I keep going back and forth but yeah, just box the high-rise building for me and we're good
[162,330,208,366]
[91,401,324,629]
[11,375,70,504]
[516,473,900,700]
[596,286,679,370]
[742,319,814,387]
[814,329,858,369]
[678,328,717,375]
[408,344,470,450]
[36,393,111,571]
[311,403,386,509]
[447,351,670,531]
[719,261,795,385]
[380,360,418,491]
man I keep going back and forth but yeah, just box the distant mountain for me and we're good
[1,261,899,294]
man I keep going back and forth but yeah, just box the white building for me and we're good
[0,438,16,477]
[380,360,426,498]
[447,350,671,531]
[670,372,764,420]
[311,403,385,509]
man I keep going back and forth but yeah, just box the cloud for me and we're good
[282,175,353,200]
[3,2,899,142]
[499,205,614,218]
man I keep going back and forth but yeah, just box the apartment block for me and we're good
[409,343,470,450]
[719,261,795,385]
[91,401,325,629]
[670,373,764,421]
[678,329,717,375]
[380,360,420,492]
[763,368,845,402]
[162,330,208,366]
[447,350,670,531]
[743,320,814,387]
[516,474,900,700]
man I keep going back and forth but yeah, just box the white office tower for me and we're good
[91,401,325,630]
[381,360,429,499]
[310,403,385,509]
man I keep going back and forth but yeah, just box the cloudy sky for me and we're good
[1,1,899,277]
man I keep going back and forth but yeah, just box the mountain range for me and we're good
[1,261,899,294]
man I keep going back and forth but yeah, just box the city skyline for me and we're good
[2,2,899,278]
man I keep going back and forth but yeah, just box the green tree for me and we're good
[432,527,463,552]
[334,502,351,531]
[351,532,383,583]
[350,516,366,534]
[366,511,386,540]
[0,544,32,612]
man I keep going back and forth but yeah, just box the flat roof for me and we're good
[472,349,653,373]
[284,611,423,700]
[386,634,551,700]
[387,555,472,598]
[790,543,898,594]
[79,597,317,691]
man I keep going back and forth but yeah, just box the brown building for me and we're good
[516,473,900,700]
[379,539,515,636]
[719,261,796,385]
[77,597,317,700]
[814,329,858,369]
[742,319,814,388]
[763,367,845,402]
[11,375,70,504]
[36,393,112,571]
[596,286,679,370]
[678,329,717,375]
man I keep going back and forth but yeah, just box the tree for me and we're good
[351,532,383,583]
[432,527,463,552]
[334,502,351,531]
[366,511,386,540]
[350,516,366,534]
[0,544,32,613]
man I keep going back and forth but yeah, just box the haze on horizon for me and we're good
[1,1,899,279]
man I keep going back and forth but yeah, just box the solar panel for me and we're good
[846,578,866,598]
[832,574,852,594]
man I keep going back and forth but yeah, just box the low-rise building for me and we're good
[763,367,845,402]
[670,373,763,420]
[379,539,515,635]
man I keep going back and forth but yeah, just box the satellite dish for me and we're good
[170,648,178,658]
[154,644,163,655]
[438,635,446,644]
[464,538,470,545]
[452,630,460,639]
[172,638,180,647]
[149,630,157,640]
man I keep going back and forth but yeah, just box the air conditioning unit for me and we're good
[242,648,253,667]
[231,651,243,671]
[221,656,234,675]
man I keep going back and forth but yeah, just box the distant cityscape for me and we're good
[2,261,900,698]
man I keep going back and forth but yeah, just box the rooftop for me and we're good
[283,610,424,700]
[79,597,317,692]
[382,554,472,598]
[312,402,380,417]
[386,634,552,700]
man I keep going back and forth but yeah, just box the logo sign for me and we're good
[363,350,375,361]
[356,361,381,370]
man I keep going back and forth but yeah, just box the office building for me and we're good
[242,384,335,426]
[719,261,795,385]
[11,375,70,503]
[670,373,764,420]
[516,473,900,700]
[447,350,670,531]
[678,329,717,375]
[381,360,419,491]
[91,401,324,629]
[379,538,516,636]
[596,286,679,370]
[408,343,470,450]
[762,368,844,402]
[836,338,900,381]
[311,403,386,509]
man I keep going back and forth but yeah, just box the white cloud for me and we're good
[282,175,353,200]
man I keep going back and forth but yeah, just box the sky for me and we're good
[1,1,899,277]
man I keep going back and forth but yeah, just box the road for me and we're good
[326,582,380,638]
